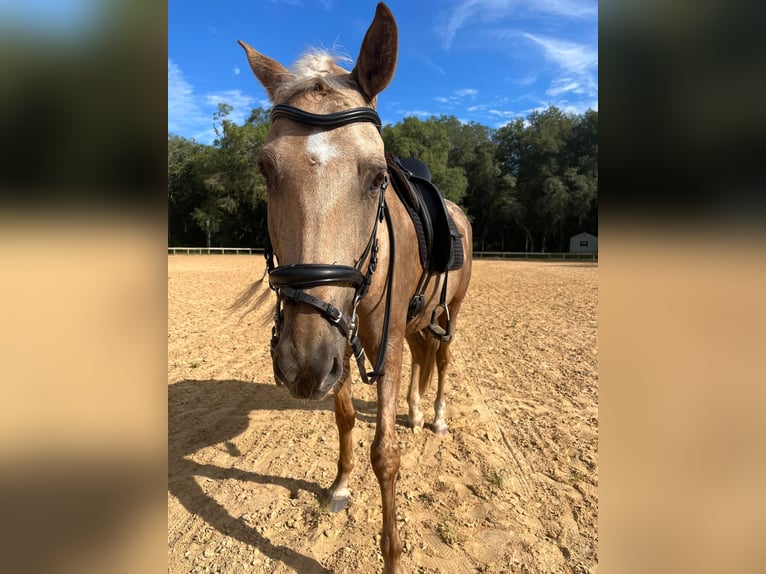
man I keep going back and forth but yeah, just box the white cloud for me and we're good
[534,0,597,18]
[437,0,597,49]
[454,88,478,98]
[515,73,538,86]
[234,67,241,75]
[556,99,599,114]
[268,0,303,6]
[434,88,480,108]
[488,109,517,118]
[523,33,598,108]
[168,58,208,137]
[523,33,597,75]
[545,78,583,97]
[206,90,256,110]
[522,106,549,115]
[438,0,481,50]
[168,59,262,144]
[397,109,433,118]
[424,56,446,76]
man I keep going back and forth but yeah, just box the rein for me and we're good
[265,104,395,385]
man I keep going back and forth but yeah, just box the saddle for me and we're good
[385,152,464,341]
[385,153,464,273]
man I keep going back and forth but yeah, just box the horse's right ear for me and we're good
[238,39,292,102]
[352,2,398,104]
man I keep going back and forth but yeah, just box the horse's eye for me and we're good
[258,158,275,191]
[368,170,386,193]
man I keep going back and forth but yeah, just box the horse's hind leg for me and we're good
[432,300,463,436]
[325,350,355,512]
[405,332,437,431]
[432,341,451,435]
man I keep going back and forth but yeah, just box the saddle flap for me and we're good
[386,153,464,273]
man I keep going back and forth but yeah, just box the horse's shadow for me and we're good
[168,378,378,573]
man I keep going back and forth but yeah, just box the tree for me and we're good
[566,110,599,235]
[382,116,468,204]
[168,105,597,253]
[168,134,209,246]
[194,104,271,247]
[494,106,598,252]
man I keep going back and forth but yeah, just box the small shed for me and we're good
[569,232,598,253]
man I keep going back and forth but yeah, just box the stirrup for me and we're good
[428,304,451,342]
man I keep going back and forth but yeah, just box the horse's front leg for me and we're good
[325,351,355,512]
[371,341,405,574]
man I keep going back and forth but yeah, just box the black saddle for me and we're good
[386,153,464,273]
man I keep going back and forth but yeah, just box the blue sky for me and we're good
[168,0,597,144]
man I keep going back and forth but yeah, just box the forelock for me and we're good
[274,49,360,103]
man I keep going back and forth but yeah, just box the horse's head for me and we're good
[239,3,398,399]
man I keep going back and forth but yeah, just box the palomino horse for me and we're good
[237,3,472,572]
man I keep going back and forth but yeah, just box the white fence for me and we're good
[168,247,596,261]
[167,247,265,255]
[473,251,597,261]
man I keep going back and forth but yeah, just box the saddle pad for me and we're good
[386,153,464,273]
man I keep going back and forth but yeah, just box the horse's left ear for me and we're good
[352,2,398,104]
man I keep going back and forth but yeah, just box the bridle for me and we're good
[264,103,396,385]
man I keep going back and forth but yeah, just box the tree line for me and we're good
[168,104,597,252]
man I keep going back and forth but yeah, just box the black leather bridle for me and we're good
[265,104,395,385]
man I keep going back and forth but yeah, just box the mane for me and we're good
[274,49,360,103]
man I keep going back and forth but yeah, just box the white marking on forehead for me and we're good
[306,130,338,166]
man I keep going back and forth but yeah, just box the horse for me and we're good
[237,4,472,572]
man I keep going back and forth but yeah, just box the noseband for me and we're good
[265,104,395,385]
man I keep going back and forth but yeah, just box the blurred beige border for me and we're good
[601,222,766,574]
[0,215,166,574]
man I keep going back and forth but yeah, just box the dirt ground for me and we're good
[168,256,598,574]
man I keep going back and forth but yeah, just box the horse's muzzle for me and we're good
[271,338,344,400]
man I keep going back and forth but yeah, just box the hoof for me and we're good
[327,495,350,513]
[408,413,424,430]
[323,486,351,513]
[432,423,450,436]
[409,420,424,433]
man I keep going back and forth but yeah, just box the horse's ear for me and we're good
[238,39,292,102]
[352,2,398,104]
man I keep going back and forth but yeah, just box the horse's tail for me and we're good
[228,272,273,327]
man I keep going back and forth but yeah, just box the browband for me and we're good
[271,104,382,133]
[268,264,364,290]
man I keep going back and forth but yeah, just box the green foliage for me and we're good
[493,107,598,251]
[485,469,507,489]
[167,104,597,252]
[168,134,209,245]
[167,106,271,247]
[436,521,459,546]
[382,116,468,203]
